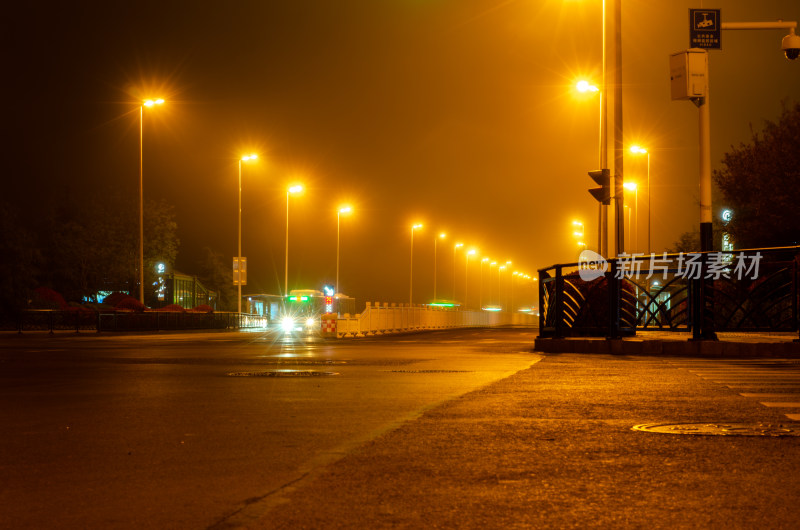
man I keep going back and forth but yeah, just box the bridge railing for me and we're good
[334,302,536,337]
[538,245,800,340]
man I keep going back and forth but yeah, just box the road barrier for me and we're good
[333,302,536,337]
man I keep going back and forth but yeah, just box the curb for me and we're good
[533,337,800,357]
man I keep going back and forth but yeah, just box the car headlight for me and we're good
[281,317,295,333]
[305,317,316,328]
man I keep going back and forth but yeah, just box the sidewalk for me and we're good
[221,352,800,529]
[534,330,800,357]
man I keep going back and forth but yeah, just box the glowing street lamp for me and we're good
[480,257,489,309]
[409,223,423,305]
[336,206,352,296]
[453,242,463,301]
[464,249,477,309]
[138,97,164,304]
[629,145,650,253]
[489,261,497,306]
[285,184,303,295]
[623,181,638,253]
[433,232,446,301]
[236,154,258,313]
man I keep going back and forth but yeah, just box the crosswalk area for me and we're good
[669,359,800,421]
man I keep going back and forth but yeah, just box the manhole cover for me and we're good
[632,422,800,437]
[388,370,474,373]
[227,370,338,377]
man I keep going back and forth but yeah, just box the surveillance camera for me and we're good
[782,32,800,60]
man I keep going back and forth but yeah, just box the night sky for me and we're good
[6,0,799,307]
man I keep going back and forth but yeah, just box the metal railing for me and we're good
[9,310,267,333]
[538,246,800,340]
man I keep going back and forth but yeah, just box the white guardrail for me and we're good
[325,302,537,338]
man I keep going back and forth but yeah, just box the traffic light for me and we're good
[588,169,611,205]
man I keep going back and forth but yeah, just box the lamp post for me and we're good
[464,249,476,310]
[630,146,649,253]
[480,257,489,310]
[409,223,423,305]
[139,98,164,304]
[498,265,506,311]
[623,181,638,253]
[336,206,352,296]
[285,184,303,296]
[433,233,446,301]
[453,242,463,302]
[237,154,257,314]
[576,79,606,255]
[489,261,497,306]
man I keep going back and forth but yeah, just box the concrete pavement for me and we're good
[231,351,800,529]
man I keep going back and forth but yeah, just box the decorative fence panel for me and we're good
[539,246,800,340]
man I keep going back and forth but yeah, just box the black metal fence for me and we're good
[7,311,268,333]
[538,246,800,340]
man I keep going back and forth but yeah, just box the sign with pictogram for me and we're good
[690,9,721,49]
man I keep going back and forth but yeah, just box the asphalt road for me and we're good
[0,328,538,529]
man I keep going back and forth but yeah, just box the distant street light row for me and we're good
[138,98,531,310]
[408,224,537,311]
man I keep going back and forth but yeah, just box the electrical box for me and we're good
[670,49,708,100]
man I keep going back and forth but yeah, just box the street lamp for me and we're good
[236,154,258,313]
[285,184,303,296]
[489,261,497,306]
[453,242,463,301]
[576,78,607,255]
[464,249,477,310]
[498,265,506,311]
[480,257,489,310]
[629,145,649,253]
[336,206,352,296]
[409,223,423,305]
[433,232,446,301]
[623,181,638,253]
[138,98,164,304]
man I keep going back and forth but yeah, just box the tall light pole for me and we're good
[409,223,423,305]
[285,184,303,296]
[630,145,649,253]
[336,206,352,295]
[576,80,605,254]
[433,232,446,301]
[505,261,513,310]
[237,154,258,314]
[489,261,497,306]
[139,98,164,304]
[464,249,476,310]
[623,181,638,253]
[452,242,463,302]
[479,257,489,310]
[498,265,506,310]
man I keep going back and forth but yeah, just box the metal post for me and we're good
[607,259,621,339]
[237,160,242,314]
[139,106,145,304]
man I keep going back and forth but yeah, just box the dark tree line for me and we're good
[672,102,799,252]
[1,189,236,319]
[713,101,800,249]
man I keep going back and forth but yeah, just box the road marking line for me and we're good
[759,402,800,407]
[785,414,800,421]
